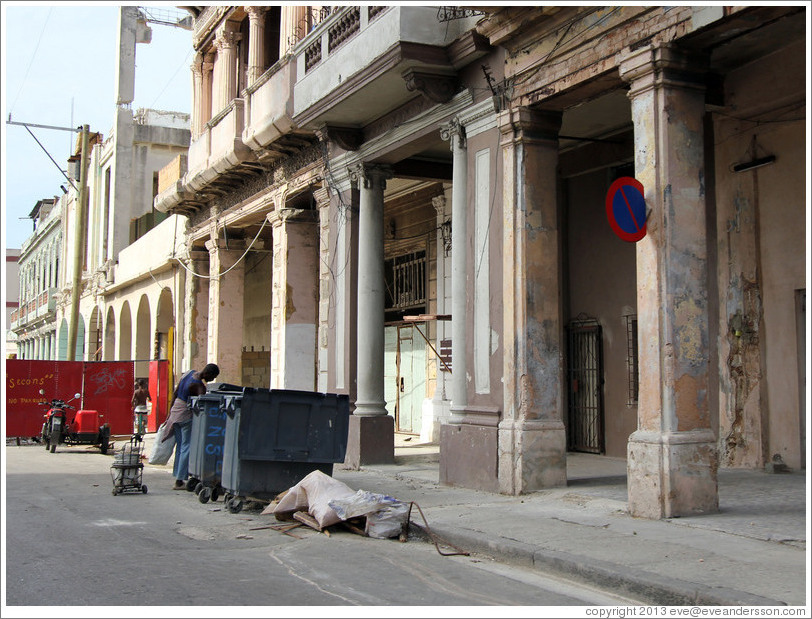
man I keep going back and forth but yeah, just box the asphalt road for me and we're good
[4,440,642,611]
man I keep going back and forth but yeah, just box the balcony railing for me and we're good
[11,288,57,329]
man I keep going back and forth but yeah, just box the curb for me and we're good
[409,523,786,607]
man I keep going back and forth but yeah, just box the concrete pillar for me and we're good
[345,163,394,468]
[205,239,245,384]
[214,24,241,113]
[269,207,319,391]
[429,194,451,439]
[619,44,718,519]
[185,250,209,373]
[246,7,268,84]
[191,53,203,139]
[441,119,469,423]
[315,187,332,393]
[498,107,567,495]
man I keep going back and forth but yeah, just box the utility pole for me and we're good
[66,124,90,361]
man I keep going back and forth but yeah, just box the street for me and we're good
[4,439,643,611]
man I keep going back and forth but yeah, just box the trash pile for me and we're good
[264,470,411,540]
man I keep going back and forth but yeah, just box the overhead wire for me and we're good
[9,7,52,117]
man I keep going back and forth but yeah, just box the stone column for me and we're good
[280,5,309,56]
[441,119,469,423]
[269,207,319,391]
[201,52,214,127]
[191,53,203,139]
[498,107,567,495]
[214,25,241,113]
[430,194,451,431]
[619,44,718,519]
[205,238,245,385]
[315,186,332,393]
[246,7,268,85]
[345,163,394,468]
[186,250,210,373]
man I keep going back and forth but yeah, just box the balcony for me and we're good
[12,288,57,329]
[292,6,490,132]
[242,56,311,164]
[186,99,256,193]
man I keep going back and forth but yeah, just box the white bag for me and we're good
[329,490,411,539]
[148,422,175,465]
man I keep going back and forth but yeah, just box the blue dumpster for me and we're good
[188,384,242,503]
[220,388,350,513]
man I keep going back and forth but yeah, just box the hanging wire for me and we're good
[174,215,270,279]
[9,7,53,117]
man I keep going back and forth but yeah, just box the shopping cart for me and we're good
[111,434,148,495]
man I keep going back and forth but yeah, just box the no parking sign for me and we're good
[606,177,647,242]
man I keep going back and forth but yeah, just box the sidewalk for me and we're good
[332,437,808,608]
[136,432,808,607]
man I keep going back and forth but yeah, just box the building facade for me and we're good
[6,248,21,358]
[11,199,62,360]
[143,5,805,519]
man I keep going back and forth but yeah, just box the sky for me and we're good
[1,2,194,252]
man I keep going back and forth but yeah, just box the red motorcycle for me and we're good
[39,389,111,454]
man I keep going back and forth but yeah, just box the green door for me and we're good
[384,326,399,420]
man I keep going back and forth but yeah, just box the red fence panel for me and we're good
[82,362,135,436]
[148,360,170,432]
[5,360,84,438]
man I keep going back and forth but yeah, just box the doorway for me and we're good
[566,317,605,453]
[384,324,427,435]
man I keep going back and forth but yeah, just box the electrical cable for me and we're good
[9,7,52,117]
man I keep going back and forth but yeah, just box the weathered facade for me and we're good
[142,5,806,519]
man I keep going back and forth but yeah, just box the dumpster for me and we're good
[220,387,350,513]
[188,383,243,504]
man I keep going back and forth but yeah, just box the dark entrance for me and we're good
[566,317,604,453]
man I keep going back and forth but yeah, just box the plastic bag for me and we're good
[329,490,411,539]
[148,422,175,465]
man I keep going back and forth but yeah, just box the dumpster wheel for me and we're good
[226,497,244,514]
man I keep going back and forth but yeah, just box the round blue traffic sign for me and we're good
[606,177,647,242]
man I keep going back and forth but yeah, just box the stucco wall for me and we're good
[713,41,806,469]
[566,168,638,458]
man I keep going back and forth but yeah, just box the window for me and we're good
[384,250,426,321]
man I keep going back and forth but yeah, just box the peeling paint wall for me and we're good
[713,41,806,469]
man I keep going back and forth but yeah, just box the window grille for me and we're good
[385,250,426,312]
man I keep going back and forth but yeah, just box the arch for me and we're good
[119,302,133,360]
[88,306,103,361]
[155,287,175,360]
[57,318,69,360]
[135,294,151,379]
[104,306,116,361]
[75,314,86,360]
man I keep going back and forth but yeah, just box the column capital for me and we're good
[313,187,331,208]
[214,26,242,52]
[191,52,204,76]
[267,207,319,227]
[351,163,393,191]
[619,43,709,97]
[431,195,447,215]
[245,6,269,21]
[498,106,562,143]
[440,118,466,149]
